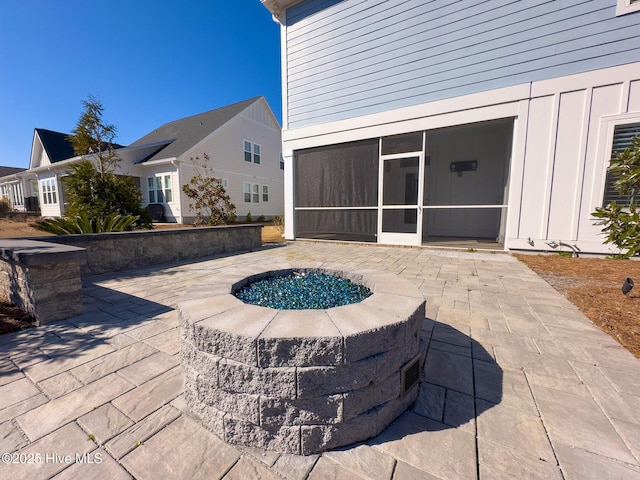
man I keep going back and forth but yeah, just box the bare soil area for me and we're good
[0,217,48,238]
[515,254,640,358]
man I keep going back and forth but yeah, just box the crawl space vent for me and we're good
[401,354,421,397]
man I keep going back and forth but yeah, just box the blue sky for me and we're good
[0,0,282,168]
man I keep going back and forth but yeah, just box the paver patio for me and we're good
[1,241,640,479]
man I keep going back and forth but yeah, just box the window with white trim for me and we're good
[262,185,269,202]
[221,178,229,190]
[244,140,261,164]
[243,182,260,203]
[617,0,640,15]
[40,178,58,205]
[147,174,172,203]
[603,122,640,207]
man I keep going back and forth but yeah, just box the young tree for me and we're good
[592,136,640,258]
[67,94,118,175]
[182,154,236,226]
[64,95,151,228]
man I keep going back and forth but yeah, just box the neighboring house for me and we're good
[0,96,283,223]
[0,166,28,210]
[262,0,640,254]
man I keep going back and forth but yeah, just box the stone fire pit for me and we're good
[178,263,425,455]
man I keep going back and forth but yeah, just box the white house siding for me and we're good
[513,65,640,254]
[283,0,640,130]
[139,164,181,222]
[37,174,63,217]
[181,101,284,221]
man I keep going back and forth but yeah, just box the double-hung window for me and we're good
[262,185,269,202]
[243,182,260,203]
[40,178,57,205]
[603,123,640,207]
[148,174,172,203]
[244,141,261,164]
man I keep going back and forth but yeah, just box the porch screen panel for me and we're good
[294,138,379,241]
[296,210,377,242]
[294,139,379,207]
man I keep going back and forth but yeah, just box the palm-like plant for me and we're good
[33,213,140,235]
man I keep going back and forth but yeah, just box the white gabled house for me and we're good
[262,0,640,255]
[0,96,283,223]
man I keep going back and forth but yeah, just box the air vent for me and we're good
[401,354,421,397]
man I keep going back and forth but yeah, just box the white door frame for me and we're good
[377,141,425,246]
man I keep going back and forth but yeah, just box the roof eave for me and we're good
[138,157,179,166]
[261,0,303,23]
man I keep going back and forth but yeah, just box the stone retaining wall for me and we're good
[0,240,86,324]
[179,264,426,454]
[33,224,262,276]
[0,225,262,324]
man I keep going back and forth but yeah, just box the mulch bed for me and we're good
[0,302,36,335]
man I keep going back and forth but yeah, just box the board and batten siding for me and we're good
[511,67,640,253]
[284,0,640,129]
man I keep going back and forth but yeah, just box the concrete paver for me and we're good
[0,422,95,480]
[77,404,134,445]
[0,377,40,410]
[51,447,132,480]
[531,383,637,464]
[0,242,638,479]
[16,373,134,441]
[105,404,182,459]
[0,420,28,453]
[322,444,395,480]
[120,415,240,480]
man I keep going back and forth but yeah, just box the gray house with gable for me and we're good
[262,0,640,254]
[0,97,283,223]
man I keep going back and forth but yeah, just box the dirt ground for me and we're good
[0,218,636,357]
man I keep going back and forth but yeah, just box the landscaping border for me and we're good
[0,225,262,324]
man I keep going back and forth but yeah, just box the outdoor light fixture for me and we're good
[450,160,477,176]
[622,278,634,295]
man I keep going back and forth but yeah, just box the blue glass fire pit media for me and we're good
[234,271,372,310]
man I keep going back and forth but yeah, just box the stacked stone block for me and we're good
[0,239,85,324]
[39,224,262,276]
[179,265,426,454]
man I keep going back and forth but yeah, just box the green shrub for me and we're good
[245,211,252,222]
[181,154,236,226]
[257,215,266,223]
[592,136,640,258]
[33,213,140,235]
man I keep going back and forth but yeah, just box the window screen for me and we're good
[295,210,377,243]
[294,139,379,208]
[603,123,640,207]
[294,138,379,241]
